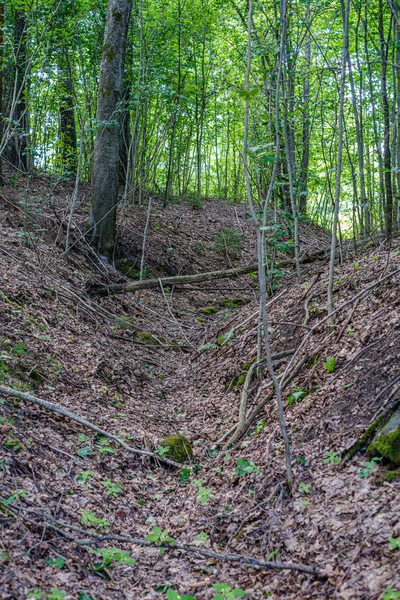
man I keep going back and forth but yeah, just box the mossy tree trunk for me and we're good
[91,0,132,258]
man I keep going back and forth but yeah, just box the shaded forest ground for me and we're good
[0,172,399,599]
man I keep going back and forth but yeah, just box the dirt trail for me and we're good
[0,176,399,600]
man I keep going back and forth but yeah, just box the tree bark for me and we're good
[91,0,132,258]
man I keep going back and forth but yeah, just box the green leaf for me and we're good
[27,590,44,599]
[323,357,336,373]
[46,557,65,568]
[178,468,191,482]
[299,482,311,495]
[382,588,400,600]
[46,590,66,600]
[193,531,209,546]
[76,446,95,459]
[388,537,400,550]
[234,458,260,477]
[323,451,341,465]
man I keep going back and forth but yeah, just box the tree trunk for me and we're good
[59,50,77,175]
[0,2,4,185]
[379,0,393,239]
[91,0,132,258]
[8,10,29,172]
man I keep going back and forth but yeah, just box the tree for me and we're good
[91,0,132,258]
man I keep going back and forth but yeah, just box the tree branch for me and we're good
[0,385,182,469]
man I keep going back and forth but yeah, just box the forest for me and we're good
[0,0,399,598]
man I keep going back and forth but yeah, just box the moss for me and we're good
[135,331,165,346]
[3,438,23,453]
[342,414,386,463]
[385,467,400,483]
[159,434,193,463]
[367,428,400,466]
[117,259,140,279]
[196,317,205,323]
[198,306,217,315]
[219,297,251,308]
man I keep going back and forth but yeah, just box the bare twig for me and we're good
[4,506,321,577]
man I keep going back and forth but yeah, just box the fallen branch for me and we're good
[224,349,295,448]
[87,253,332,298]
[0,385,182,469]
[4,506,322,578]
[87,240,373,297]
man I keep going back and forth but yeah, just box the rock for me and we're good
[159,434,193,463]
[367,408,400,466]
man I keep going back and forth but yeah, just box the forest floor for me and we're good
[0,172,399,600]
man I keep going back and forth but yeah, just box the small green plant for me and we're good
[81,510,109,531]
[267,548,280,561]
[212,582,246,599]
[193,531,209,546]
[75,446,95,459]
[198,343,218,351]
[388,537,400,550]
[359,457,382,479]
[1,488,28,508]
[216,330,235,346]
[299,482,311,495]
[250,419,267,436]
[146,526,176,555]
[323,357,336,373]
[46,557,65,569]
[234,458,260,477]
[91,547,135,576]
[179,468,191,483]
[382,589,400,600]
[156,445,171,458]
[193,479,215,504]
[27,590,44,599]
[101,479,123,498]
[165,590,197,600]
[95,436,116,454]
[287,387,307,405]
[213,227,242,260]
[76,471,92,488]
[46,590,66,600]
[11,341,28,356]
[323,451,341,465]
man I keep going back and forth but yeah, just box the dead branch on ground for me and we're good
[0,385,182,469]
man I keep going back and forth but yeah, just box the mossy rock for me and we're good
[367,408,400,466]
[159,434,193,463]
[219,297,251,308]
[117,259,140,279]
[198,306,217,315]
[386,467,400,482]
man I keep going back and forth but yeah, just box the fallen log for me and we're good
[87,252,326,298]
[87,239,374,298]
